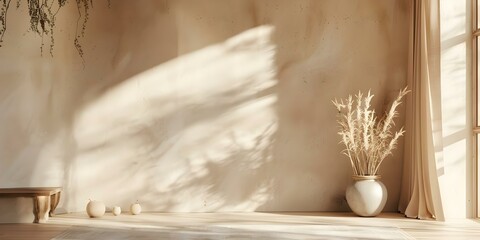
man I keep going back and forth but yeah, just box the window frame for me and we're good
[473,0,479,218]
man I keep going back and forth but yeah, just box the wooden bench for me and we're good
[0,187,62,223]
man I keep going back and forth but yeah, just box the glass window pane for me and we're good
[442,0,466,39]
[477,134,480,217]
[477,37,480,126]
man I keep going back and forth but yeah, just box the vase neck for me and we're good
[352,175,381,181]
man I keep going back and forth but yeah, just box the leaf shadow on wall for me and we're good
[67,25,281,212]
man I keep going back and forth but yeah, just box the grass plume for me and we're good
[332,87,409,176]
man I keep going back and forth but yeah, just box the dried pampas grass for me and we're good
[332,87,409,176]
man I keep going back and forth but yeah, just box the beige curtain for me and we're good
[398,0,445,220]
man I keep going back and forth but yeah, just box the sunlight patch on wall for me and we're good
[70,25,278,212]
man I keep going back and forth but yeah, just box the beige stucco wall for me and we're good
[0,0,408,215]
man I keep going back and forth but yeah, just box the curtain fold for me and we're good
[398,0,445,220]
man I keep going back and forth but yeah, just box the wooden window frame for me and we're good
[473,0,479,218]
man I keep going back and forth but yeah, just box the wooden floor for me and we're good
[0,212,479,239]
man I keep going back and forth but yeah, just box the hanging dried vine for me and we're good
[73,0,91,60]
[0,0,12,47]
[0,0,109,58]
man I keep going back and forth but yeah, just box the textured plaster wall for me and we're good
[0,0,408,214]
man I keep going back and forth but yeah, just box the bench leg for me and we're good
[33,196,50,223]
[49,192,61,217]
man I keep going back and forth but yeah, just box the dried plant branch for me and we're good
[332,87,409,176]
[0,0,13,47]
[0,0,110,58]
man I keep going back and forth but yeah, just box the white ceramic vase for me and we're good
[112,206,122,216]
[130,202,142,215]
[86,200,106,218]
[346,175,387,217]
